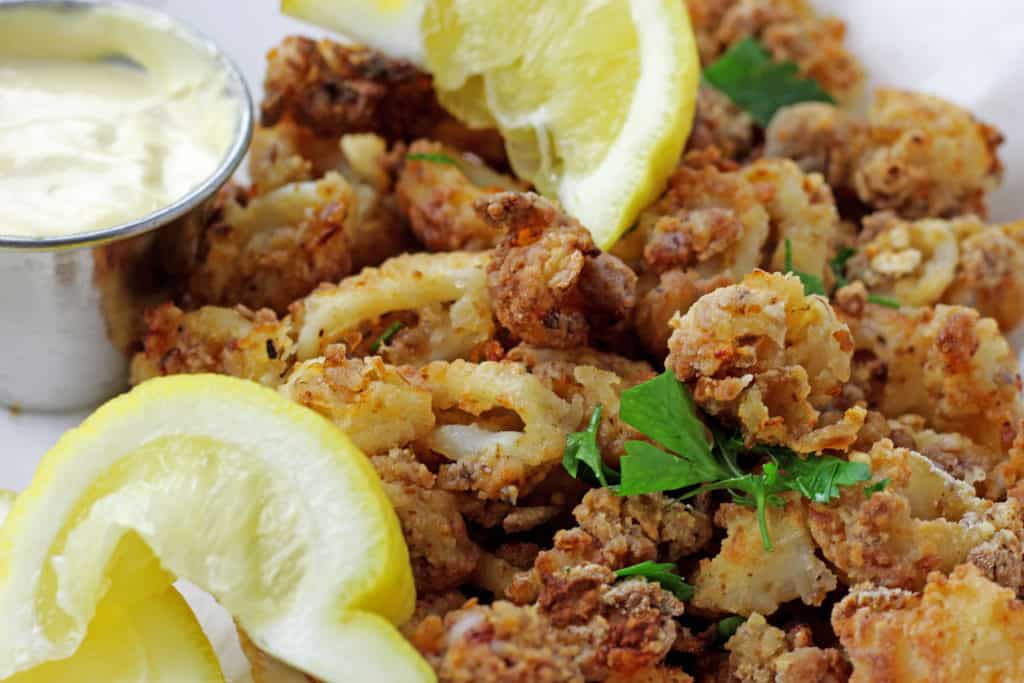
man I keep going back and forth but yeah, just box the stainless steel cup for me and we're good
[0,0,253,411]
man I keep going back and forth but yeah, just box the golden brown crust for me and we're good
[482,192,637,349]
[724,613,850,683]
[371,448,481,594]
[836,296,1023,455]
[766,90,1004,219]
[396,140,524,252]
[130,303,293,387]
[262,36,445,141]
[833,565,1024,682]
[667,271,863,453]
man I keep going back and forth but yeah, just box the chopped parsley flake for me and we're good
[614,561,694,601]
[370,321,405,353]
[406,152,457,165]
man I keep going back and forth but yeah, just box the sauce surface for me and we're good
[0,5,239,239]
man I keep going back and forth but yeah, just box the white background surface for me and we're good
[4,1,1024,679]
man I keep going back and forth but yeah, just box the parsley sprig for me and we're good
[614,561,694,601]
[406,152,457,165]
[369,321,404,353]
[704,37,835,126]
[564,372,879,551]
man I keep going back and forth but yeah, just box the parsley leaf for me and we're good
[867,294,901,309]
[406,152,457,165]
[864,478,891,498]
[717,616,746,640]
[830,246,856,290]
[772,452,872,504]
[370,321,404,353]
[596,372,874,551]
[784,239,826,296]
[704,37,835,126]
[563,406,618,486]
[614,561,694,601]
[618,441,706,496]
[620,371,713,462]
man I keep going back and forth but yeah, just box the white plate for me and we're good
[4,1,1024,680]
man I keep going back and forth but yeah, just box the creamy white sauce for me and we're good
[0,5,239,238]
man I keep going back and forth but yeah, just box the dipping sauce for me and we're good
[0,4,239,239]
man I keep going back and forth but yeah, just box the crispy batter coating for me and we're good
[291,251,494,363]
[509,488,712,605]
[742,159,841,287]
[833,565,1024,682]
[130,303,293,387]
[414,359,579,503]
[411,564,686,682]
[482,192,637,348]
[507,345,655,464]
[724,613,849,683]
[280,347,436,455]
[846,211,972,307]
[614,150,769,281]
[943,219,1024,330]
[163,174,354,315]
[371,448,481,594]
[766,90,1004,218]
[262,36,445,141]
[668,271,864,453]
[807,439,1022,591]
[687,85,756,160]
[685,0,864,101]
[397,140,525,251]
[692,495,838,616]
[634,269,732,358]
[835,290,1023,454]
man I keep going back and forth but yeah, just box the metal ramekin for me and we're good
[0,0,253,411]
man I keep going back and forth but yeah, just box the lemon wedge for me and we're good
[282,0,700,248]
[0,375,432,683]
[0,491,225,683]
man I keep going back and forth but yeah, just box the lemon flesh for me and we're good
[0,492,224,683]
[0,375,432,683]
[281,0,699,248]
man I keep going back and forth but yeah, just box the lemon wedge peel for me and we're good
[0,375,432,683]
[1,491,225,683]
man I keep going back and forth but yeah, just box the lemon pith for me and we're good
[0,375,432,683]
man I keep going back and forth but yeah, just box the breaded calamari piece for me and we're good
[410,565,686,683]
[943,219,1024,331]
[414,359,579,503]
[691,495,838,616]
[833,565,1024,682]
[163,174,355,315]
[742,158,842,288]
[685,0,864,101]
[667,270,864,453]
[130,303,293,387]
[724,613,850,683]
[766,90,1004,218]
[613,150,770,280]
[687,85,756,160]
[371,448,481,594]
[835,286,1023,454]
[396,139,525,252]
[806,439,1023,592]
[482,192,637,348]
[633,269,731,358]
[291,251,495,364]
[508,488,712,605]
[506,345,656,464]
[262,36,445,141]
[280,347,436,455]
